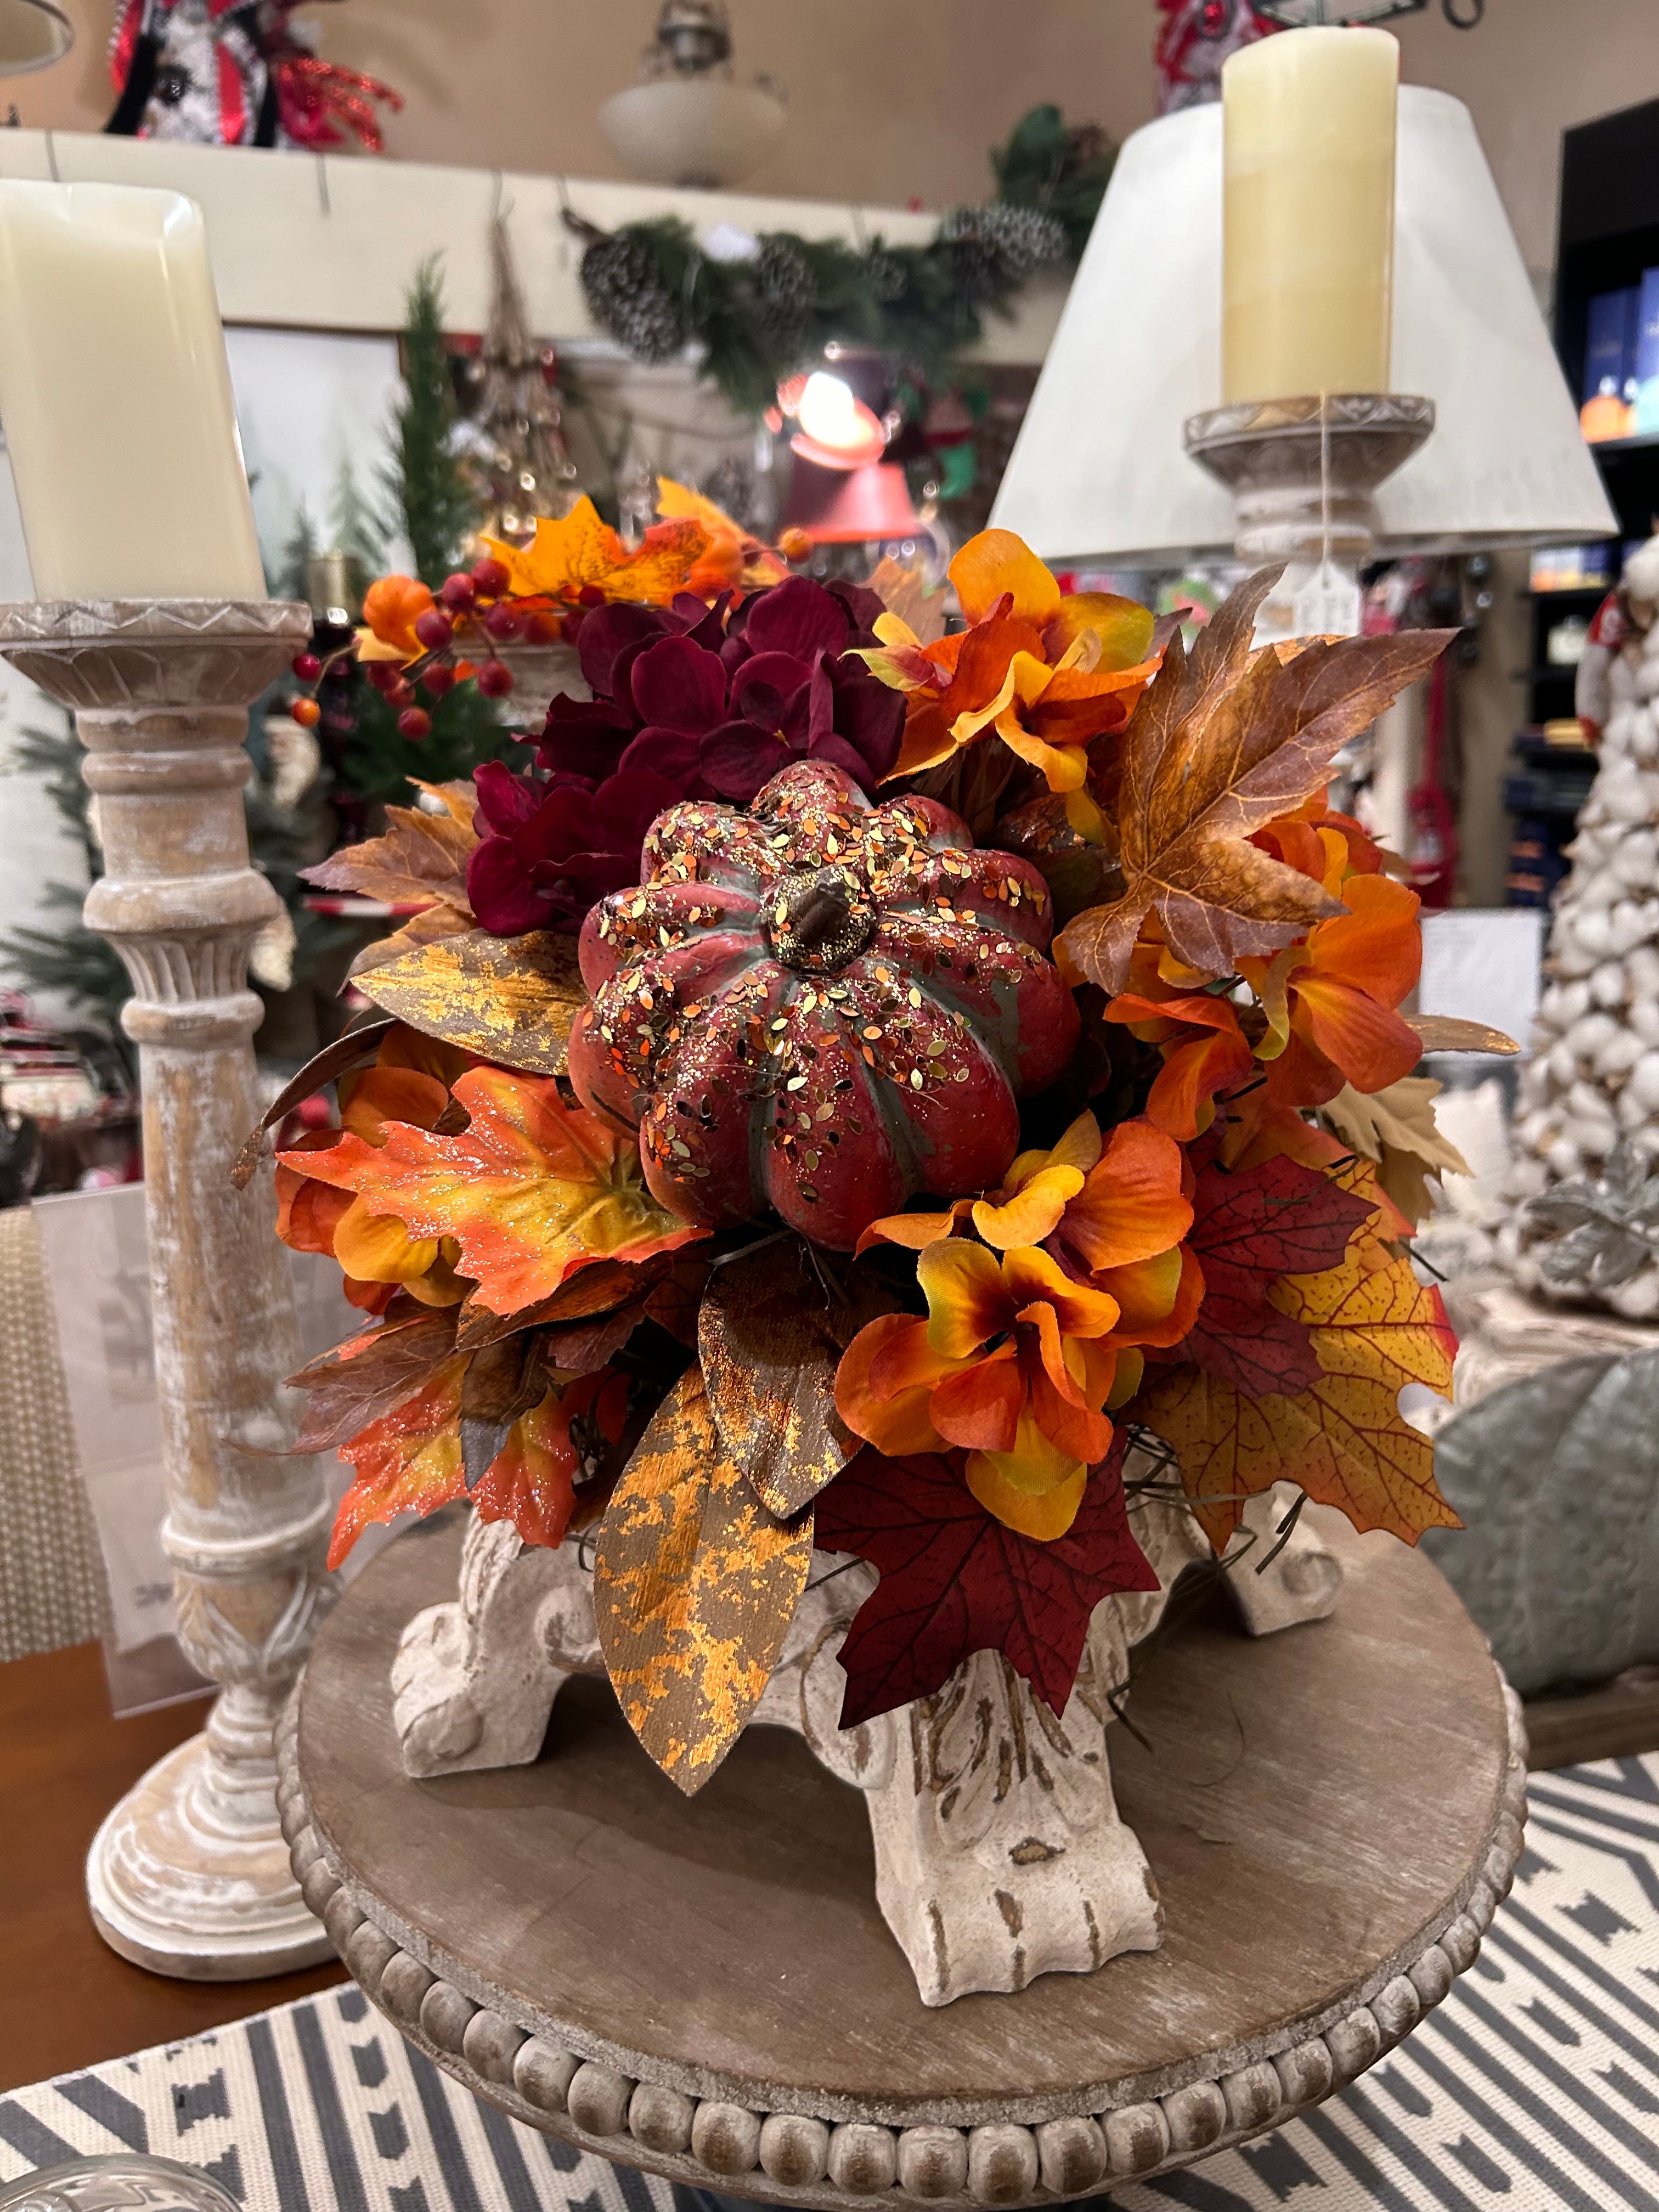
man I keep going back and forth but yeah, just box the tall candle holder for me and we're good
[0,597,334,1979]
[1183,392,1434,638]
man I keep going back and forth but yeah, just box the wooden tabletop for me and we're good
[296,1516,1512,2127]
[0,1640,343,2092]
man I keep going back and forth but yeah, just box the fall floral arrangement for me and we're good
[255,506,1499,1793]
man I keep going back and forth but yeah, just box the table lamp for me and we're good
[992,64,1615,631]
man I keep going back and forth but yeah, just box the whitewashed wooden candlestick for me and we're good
[0,597,335,1980]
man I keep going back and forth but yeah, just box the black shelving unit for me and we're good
[1502,101,1659,905]
[1557,98,1659,546]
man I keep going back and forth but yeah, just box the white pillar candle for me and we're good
[0,180,266,601]
[1222,26,1398,406]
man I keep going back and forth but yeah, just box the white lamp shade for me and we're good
[992,87,1617,566]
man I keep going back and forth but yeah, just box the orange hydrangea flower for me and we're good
[276,1027,471,1312]
[862,529,1161,800]
[837,1242,1124,1541]
[1240,873,1424,1109]
[839,1113,1197,1539]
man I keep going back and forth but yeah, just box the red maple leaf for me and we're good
[1180,1154,1375,1396]
[814,1443,1159,1725]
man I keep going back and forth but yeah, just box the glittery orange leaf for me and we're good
[481,496,707,607]
[594,1366,814,1795]
[284,1066,704,1317]
[328,1357,467,1568]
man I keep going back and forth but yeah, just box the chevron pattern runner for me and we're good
[3,1757,1657,2212]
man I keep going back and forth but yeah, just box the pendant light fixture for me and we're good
[0,0,73,75]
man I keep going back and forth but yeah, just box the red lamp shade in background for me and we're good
[782,457,923,544]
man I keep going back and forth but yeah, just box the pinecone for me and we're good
[580,235,685,364]
[939,203,1068,297]
[753,236,815,342]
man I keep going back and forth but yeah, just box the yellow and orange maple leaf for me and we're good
[1132,1234,1460,1551]
[283,1066,704,1317]
[481,495,708,607]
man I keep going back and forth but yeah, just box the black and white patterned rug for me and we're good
[4,1756,1657,2212]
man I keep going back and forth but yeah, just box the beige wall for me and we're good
[10,1,1658,276]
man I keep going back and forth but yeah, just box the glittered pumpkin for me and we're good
[567,761,1080,1249]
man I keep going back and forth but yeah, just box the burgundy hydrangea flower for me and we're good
[545,575,902,805]
[466,762,682,934]
[466,574,904,935]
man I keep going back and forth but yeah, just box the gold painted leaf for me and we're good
[350,900,474,981]
[354,927,586,1076]
[1408,1015,1519,1057]
[595,1367,814,1795]
[698,1238,885,1517]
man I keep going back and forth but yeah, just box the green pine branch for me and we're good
[388,257,481,588]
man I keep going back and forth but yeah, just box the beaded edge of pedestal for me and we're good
[275,1680,1527,2212]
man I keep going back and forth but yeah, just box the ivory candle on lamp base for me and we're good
[0,180,266,601]
[1222,26,1398,406]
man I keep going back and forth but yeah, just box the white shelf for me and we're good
[0,129,1065,363]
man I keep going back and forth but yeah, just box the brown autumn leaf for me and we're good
[285,1307,459,1454]
[697,1238,890,1517]
[866,553,949,644]
[229,1015,396,1188]
[594,1365,814,1795]
[350,899,475,981]
[354,927,586,1076]
[1408,1014,1519,1057]
[303,778,479,909]
[454,1254,673,1351]
[1058,571,1456,991]
[1320,1076,1471,1231]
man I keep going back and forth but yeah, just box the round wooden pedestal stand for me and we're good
[277,1517,1526,2211]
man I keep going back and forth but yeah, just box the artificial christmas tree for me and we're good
[465,217,580,549]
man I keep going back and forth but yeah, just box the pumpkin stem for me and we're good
[770,866,876,974]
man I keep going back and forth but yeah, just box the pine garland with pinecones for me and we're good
[574,103,1113,417]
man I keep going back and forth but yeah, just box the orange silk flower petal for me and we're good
[834,1313,950,1455]
[966,1452,1090,1541]
[1305,873,1422,1006]
[1291,976,1425,1096]
[918,1238,1014,1359]
[972,1164,1085,1249]
[929,1344,1025,1453]
[1000,1245,1121,1338]
[950,528,1063,629]
[1059,1120,1194,1272]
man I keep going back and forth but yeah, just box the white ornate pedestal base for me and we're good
[391,1474,1341,2005]
[0,600,334,1981]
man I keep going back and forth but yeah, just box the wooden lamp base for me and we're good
[278,1513,1523,2208]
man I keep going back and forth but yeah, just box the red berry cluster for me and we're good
[287,552,541,743]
